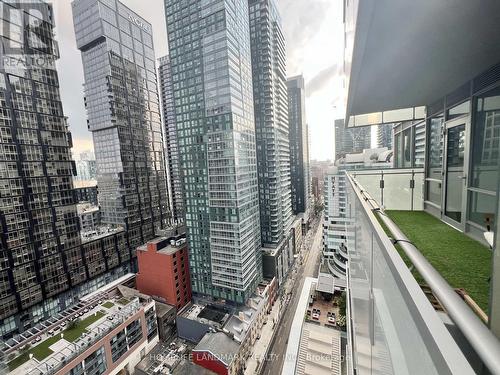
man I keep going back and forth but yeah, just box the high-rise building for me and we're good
[72,0,169,247]
[75,159,97,181]
[164,0,262,303]
[249,0,293,247]
[287,75,311,215]
[75,150,97,181]
[0,0,83,324]
[158,55,184,224]
[334,118,371,160]
[376,123,393,149]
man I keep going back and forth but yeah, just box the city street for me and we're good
[260,218,323,375]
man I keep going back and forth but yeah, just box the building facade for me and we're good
[334,118,371,160]
[77,203,101,232]
[376,123,393,149]
[74,159,97,181]
[72,0,169,244]
[73,183,98,205]
[249,0,293,248]
[0,0,84,332]
[136,236,192,310]
[158,55,184,224]
[287,75,311,215]
[164,0,262,303]
[322,167,350,283]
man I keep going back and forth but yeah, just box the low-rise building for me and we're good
[5,280,159,375]
[136,236,192,310]
[262,242,289,287]
[192,331,240,375]
[192,293,268,375]
[257,278,277,313]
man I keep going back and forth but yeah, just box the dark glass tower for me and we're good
[287,75,311,215]
[0,0,81,322]
[72,0,169,250]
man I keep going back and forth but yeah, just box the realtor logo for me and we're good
[1,1,54,56]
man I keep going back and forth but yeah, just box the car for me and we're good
[84,308,89,313]
[328,316,336,324]
[35,336,42,342]
[48,329,54,335]
[312,313,320,320]
[61,321,67,326]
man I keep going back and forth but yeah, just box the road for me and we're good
[260,218,323,375]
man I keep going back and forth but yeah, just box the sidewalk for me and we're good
[244,221,319,375]
[244,294,283,375]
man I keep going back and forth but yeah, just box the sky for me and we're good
[52,0,344,161]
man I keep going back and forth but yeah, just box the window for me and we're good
[468,87,500,228]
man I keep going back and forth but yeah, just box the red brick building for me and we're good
[136,237,192,309]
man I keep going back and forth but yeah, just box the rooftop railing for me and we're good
[344,172,500,374]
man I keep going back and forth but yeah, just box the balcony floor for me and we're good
[385,211,491,312]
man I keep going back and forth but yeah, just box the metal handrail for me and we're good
[348,173,500,374]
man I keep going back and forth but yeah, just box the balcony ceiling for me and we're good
[346,0,500,120]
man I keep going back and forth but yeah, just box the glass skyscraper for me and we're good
[0,0,82,324]
[249,0,293,246]
[164,0,261,303]
[72,0,169,248]
[158,55,184,224]
[334,118,371,160]
[287,75,311,215]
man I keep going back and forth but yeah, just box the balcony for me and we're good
[344,171,500,374]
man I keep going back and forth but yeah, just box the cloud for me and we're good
[278,0,332,74]
[306,64,339,97]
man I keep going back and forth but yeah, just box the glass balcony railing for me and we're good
[344,172,500,374]
[350,169,424,210]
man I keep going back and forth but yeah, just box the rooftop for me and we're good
[224,294,265,343]
[193,331,240,367]
[181,303,230,327]
[5,280,151,375]
[80,225,124,242]
[72,180,97,188]
[76,203,99,214]
[137,236,187,256]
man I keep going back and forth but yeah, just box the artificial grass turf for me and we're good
[117,298,129,306]
[8,310,106,370]
[63,311,106,342]
[385,210,491,312]
[8,335,60,370]
[102,301,115,309]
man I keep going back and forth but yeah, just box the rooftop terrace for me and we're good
[5,286,148,375]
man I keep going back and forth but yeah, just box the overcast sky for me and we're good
[52,0,344,161]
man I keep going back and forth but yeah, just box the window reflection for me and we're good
[471,88,500,191]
